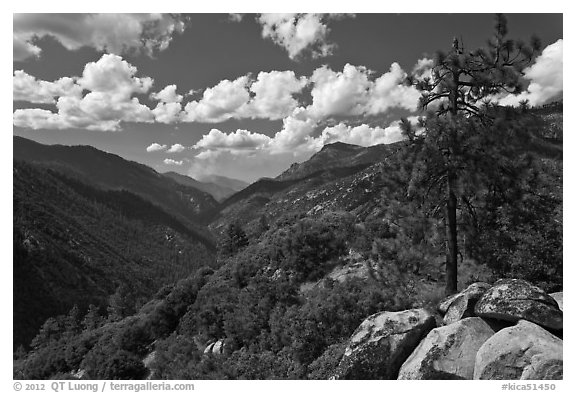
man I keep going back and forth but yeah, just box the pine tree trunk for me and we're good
[445,74,460,296]
[445,171,458,295]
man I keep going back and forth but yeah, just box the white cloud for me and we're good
[243,71,308,119]
[307,64,371,119]
[146,143,168,152]
[256,14,350,60]
[77,54,153,99]
[313,119,415,147]
[182,71,307,122]
[496,39,563,107]
[194,128,271,152]
[13,108,69,130]
[14,54,155,131]
[152,102,182,124]
[183,76,250,123]
[268,107,319,153]
[13,36,41,61]
[366,62,421,114]
[13,70,82,103]
[164,158,183,166]
[13,14,186,61]
[150,85,183,103]
[167,143,186,153]
[306,63,420,119]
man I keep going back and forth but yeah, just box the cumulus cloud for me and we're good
[194,128,271,152]
[256,14,352,60]
[243,71,308,119]
[496,39,563,107]
[152,102,182,124]
[13,108,70,130]
[313,118,417,147]
[13,70,82,103]
[365,63,421,114]
[13,56,424,133]
[307,64,371,118]
[164,158,183,166]
[14,54,154,131]
[306,63,420,119]
[150,85,183,103]
[14,35,42,61]
[167,143,186,153]
[183,77,250,123]
[77,54,153,98]
[147,143,168,152]
[268,107,319,153]
[183,71,307,122]
[14,13,186,61]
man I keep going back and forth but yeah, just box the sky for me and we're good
[12,13,563,182]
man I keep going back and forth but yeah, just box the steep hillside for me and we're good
[13,137,219,224]
[277,141,398,181]
[13,160,217,349]
[13,107,563,379]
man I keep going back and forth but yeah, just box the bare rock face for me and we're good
[549,292,563,311]
[398,317,496,380]
[439,282,492,325]
[474,279,562,330]
[474,320,563,380]
[204,339,225,355]
[333,308,436,379]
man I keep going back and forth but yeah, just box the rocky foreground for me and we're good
[330,278,563,380]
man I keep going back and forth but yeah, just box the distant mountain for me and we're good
[277,142,398,181]
[198,174,249,192]
[210,142,401,232]
[13,160,217,349]
[163,171,244,202]
[13,136,219,225]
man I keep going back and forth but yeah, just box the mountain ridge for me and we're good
[13,136,219,225]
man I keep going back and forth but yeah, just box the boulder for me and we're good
[474,279,562,330]
[438,282,491,315]
[212,339,225,355]
[203,339,225,355]
[474,320,563,380]
[549,292,563,311]
[398,317,495,380]
[333,308,435,379]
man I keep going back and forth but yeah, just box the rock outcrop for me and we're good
[204,339,225,355]
[398,317,495,380]
[474,279,562,330]
[439,282,491,325]
[474,320,562,380]
[549,292,563,311]
[333,308,435,379]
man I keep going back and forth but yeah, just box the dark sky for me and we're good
[13,13,563,181]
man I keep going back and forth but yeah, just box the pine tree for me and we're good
[220,222,249,257]
[107,284,136,321]
[405,14,541,295]
[63,304,81,337]
[82,304,104,331]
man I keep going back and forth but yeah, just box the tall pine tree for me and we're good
[404,14,541,295]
